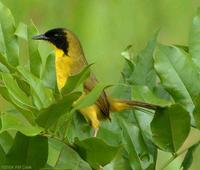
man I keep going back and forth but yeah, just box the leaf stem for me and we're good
[40,131,73,148]
[159,140,200,170]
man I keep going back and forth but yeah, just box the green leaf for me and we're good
[0,85,35,124]
[61,64,92,95]
[17,66,54,109]
[0,43,16,73]
[0,111,42,136]
[121,45,133,60]
[104,148,132,170]
[42,53,56,90]
[121,58,135,83]
[0,24,6,57]
[117,117,142,170]
[174,44,189,53]
[74,137,120,169]
[36,92,81,129]
[97,116,123,146]
[1,72,36,111]
[0,85,12,102]
[27,21,42,78]
[6,132,48,170]
[49,139,92,170]
[132,85,171,107]
[47,139,62,167]
[72,83,108,112]
[151,104,190,153]
[114,84,158,169]
[114,81,158,169]
[0,131,14,153]
[120,45,135,83]
[16,78,31,96]
[181,141,200,170]
[15,22,27,40]
[65,112,91,143]
[193,94,200,129]
[189,8,200,70]
[154,45,200,112]
[130,32,158,89]
[0,2,19,66]
[0,144,6,165]
[132,110,157,170]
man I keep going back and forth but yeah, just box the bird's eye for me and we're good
[54,33,60,37]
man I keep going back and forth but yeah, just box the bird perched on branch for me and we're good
[33,28,159,136]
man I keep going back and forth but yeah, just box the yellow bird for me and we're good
[33,28,158,136]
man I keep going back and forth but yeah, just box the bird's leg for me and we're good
[93,128,99,137]
[99,165,104,170]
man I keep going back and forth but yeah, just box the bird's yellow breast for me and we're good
[55,48,73,89]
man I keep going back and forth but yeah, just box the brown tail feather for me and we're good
[109,98,159,112]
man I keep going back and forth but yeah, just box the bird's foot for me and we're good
[93,128,99,137]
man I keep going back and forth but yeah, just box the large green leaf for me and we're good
[27,21,42,78]
[97,115,123,146]
[0,85,35,124]
[0,51,15,73]
[193,94,200,130]
[65,112,92,143]
[132,110,157,170]
[47,138,63,167]
[132,85,171,107]
[0,111,42,136]
[74,137,120,169]
[16,77,31,96]
[104,148,132,170]
[15,21,42,78]
[151,104,190,153]
[49,138,92,170]
[6,132,48,170]
[189,8,200,70]
[113,79,157,169]
[154,45,200,112]
[61,64,92,95]
[36,92,81,129]
[0,144,6,165]
[15,22,27,40]
[42,53,56,90]
[72,83,108,112]
[0,2,19,66]
[0,131,14,153]
[1,72,35,111]
[0,85,13,102]
[117,117,142,170]
[181,141,200,170]
[17,66,54,109]
[130,32,157,89]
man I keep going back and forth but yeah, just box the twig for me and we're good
[40,131,73,148]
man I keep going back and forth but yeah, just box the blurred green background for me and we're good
[1,0,200,169]
[2,0,200,85]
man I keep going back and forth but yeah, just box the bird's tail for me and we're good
[109,98,159,112]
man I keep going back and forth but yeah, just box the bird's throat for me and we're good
[55,48,73,90]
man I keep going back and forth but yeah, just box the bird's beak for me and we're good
[32,34,49,40]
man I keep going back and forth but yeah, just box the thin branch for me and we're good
[40,131,73,148]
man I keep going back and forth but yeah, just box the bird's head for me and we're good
[32,28,68,55]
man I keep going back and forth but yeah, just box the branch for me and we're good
[40,131,73,148]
